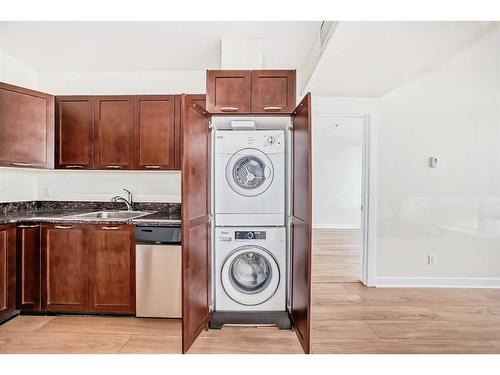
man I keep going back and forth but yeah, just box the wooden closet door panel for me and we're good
[206,70,251,113]
[55,96,94,169]
[88,225,135,314]
[251,70,296,113]
[174,95,182,170]
[16,224,41,311]
[95,96,134,170]
[134,96,175,170]
[290,93,312,354]
[181,95,211,353]
[41,225,88,312]
[0,83,54,169]
[0,225,16,321]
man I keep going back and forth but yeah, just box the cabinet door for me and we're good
[95,96,134,170]
[290,93,312,354]
[181,95,211,353]
[134,96,175,170]
[206,70,251,113]
[16,224,41,312]
[55,96,95,169]
[41,224,88,312]
[251,70,296,113]
[0,224,16,322]
[0,83,54,169]
[88,225,135,314]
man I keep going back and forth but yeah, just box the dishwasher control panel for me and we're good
[135,226,181,245]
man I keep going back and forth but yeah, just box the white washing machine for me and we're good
[214,130,285,226]
[215,227,286,311]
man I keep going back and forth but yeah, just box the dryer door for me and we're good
[225,148,274,197]
[221,246,280,306]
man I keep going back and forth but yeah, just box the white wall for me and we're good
[0,168,38,203]
[375,26,500,286]
[313,116,363,228]
[37,70,205,95]
[36,170,181,203]
[0,50,38,89]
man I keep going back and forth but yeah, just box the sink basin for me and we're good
[64,211,153,220]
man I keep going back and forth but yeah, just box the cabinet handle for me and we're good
[10,162,36,167]
[102,226,120,230]
[54,225,73,229]
[145,165,161,169]
[220,106,239,112]
[65,165,84,169]
[264,106,283,111]
[18,224,39,229]
[105,165,122,169]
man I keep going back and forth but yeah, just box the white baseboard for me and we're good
[313,225,361,229]
[374,277,500,288]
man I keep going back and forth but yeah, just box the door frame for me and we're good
[313,113,376,286]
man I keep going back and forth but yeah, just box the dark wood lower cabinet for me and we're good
[0,224,16,322]
[16,224,41,312]
[88,225,135,314]
[41,224,88,313]
[36,224,135,315]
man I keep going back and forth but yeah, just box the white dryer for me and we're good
[214,130,285,226]
[215,227,286,311]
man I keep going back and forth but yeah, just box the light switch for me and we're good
[429,157,439,168]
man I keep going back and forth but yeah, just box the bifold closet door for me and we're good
[290,93,312,354]
[181,94,211,354]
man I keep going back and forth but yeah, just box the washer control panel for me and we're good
[235,231,266,240]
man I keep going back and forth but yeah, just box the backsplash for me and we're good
[0,201,181,215]
[0,201,37,215]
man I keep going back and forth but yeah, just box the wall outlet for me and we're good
[427,254,437,265]
[44,187,51,198]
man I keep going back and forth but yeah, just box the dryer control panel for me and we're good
[235,231,267,240]
[215,130,284,154]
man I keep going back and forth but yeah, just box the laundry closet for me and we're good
[180,70,312,354]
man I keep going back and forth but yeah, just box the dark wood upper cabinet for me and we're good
[0,82,54,169]
[0,224,16,323]
[206,70,251,113]
[41,224,88,313]
[290,93,312,354]
[134,96,175,170]
[55,96,95,169]
[88,225,135,314]
[95,96,134,170]
[251,70,296,113]
[16,224,41,312]
[181,95,211,353]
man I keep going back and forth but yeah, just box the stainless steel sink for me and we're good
[64,211,154,220]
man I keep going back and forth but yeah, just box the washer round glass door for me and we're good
[225,148,274,197]
[221,245,280,306]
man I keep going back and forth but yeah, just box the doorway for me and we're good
[312,114,369,284]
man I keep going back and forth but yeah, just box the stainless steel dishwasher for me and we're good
[135,226,182,318]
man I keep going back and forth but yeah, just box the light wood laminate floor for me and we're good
[1,230,499,354]
[313,228,361,283]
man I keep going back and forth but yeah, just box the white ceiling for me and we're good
[307,21,495,97]
[0,21,320,72]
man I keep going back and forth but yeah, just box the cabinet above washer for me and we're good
[206,70,296,114]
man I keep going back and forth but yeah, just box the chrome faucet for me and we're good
[111,188,133,211]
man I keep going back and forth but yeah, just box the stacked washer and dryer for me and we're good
[211,128,290,328]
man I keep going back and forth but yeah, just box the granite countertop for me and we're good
[0,207,181,227]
